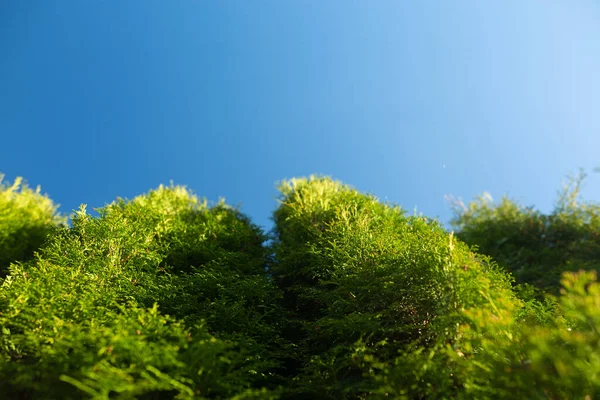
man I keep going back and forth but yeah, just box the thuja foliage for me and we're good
[1,172,599,399]
[450,170,600,295]
[438,269,600,399]
[0,174,64,275]
[442,170,600,398]
[0,183,282,399]
[270,177,519,398]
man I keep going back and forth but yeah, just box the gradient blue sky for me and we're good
[2,1,600,230]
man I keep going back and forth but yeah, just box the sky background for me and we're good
[2,1,600,231]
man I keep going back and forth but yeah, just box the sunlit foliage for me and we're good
[1,172,599,399]
[0,184,282,399]
[271,176,519,398]
[0,175,64,275]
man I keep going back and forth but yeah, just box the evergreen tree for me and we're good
[0,184,282,399]
[449,170,600,295]
[1,171,599,399]
[271,176,519,398]
[0,175,64,275]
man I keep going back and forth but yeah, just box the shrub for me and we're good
[433,270,600,399]
[270,176,519,398]
[2,172,599,399]
[449,170,600,294]
[0,174,64,275]
[0,184,283,399]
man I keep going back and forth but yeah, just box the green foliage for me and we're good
[0,175,64,275]
[437,270,600,399]
[0,183,282,399]
[271,176,519,398]
[1,171,599,399]
[450,170,600,294]
[358,271,600,400]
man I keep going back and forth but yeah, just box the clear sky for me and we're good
[2,1,600,231]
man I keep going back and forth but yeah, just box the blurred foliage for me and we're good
[1,172,599,399]
[0,175,64,275]
[367,270,600,399]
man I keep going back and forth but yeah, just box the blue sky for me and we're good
[2,1,600,231]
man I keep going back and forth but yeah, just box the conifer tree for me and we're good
[271,176,519,398]
[0,175,63,275]
[0,184,282,399]
[450,170,600,295]
[2,171,599,399]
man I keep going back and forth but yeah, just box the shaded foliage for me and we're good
[450,170,600,295]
